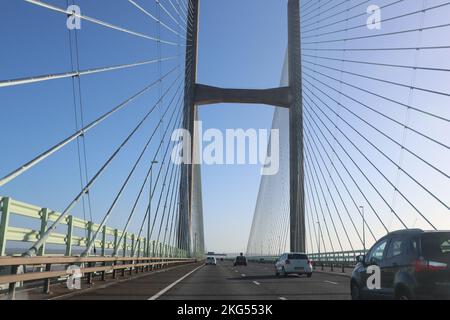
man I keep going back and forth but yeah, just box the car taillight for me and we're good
[413,257,447,272]
[428,260,448,271]
[285,260,290,265]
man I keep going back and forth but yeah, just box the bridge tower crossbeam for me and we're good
[180,0,305,254]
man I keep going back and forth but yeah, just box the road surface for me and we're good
[61,261,350,300]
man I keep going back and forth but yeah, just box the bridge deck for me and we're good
[157,261,350,300]
[4,261,350,300]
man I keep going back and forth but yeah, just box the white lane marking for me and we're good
[234,270,238,273]
[253,281,260,286]
[148,264,204,300]
[324,280,338,285]
[279,297,287,300]
[241,274,246,277]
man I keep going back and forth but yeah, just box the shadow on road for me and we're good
[226,274,310,281]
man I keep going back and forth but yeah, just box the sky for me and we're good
[1,0,450,255]
[293,0,450,254]
[196,0,287,253]
[0,0,287,253]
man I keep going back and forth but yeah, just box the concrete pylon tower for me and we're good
[180,0,305,255]
[287,0,305,253]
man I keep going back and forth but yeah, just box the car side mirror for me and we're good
[356,255,365,264]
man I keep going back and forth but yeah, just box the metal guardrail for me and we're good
[0,256,197,299]
[0,197,188,258]
[247,250,368,272]
[309,250,367,263]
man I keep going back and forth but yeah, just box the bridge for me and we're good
[0,0,449,300]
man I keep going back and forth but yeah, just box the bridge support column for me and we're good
[288,0,306,253]
[179,0,200,256]
[178,0,304,255]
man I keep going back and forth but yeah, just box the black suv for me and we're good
[234,254,248,266]
[351,229,450,300]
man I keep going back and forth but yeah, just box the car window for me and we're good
[288,254,308,260]
[367,239,388,264]
[411,238,419,256]
[421,233,450,262]
[386,238,403,259]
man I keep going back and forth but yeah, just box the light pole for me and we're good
[359,206,365,253]
[194,232,198,257]
[316,221,321,260]
[278,236,282,255]
[147,160,158,257]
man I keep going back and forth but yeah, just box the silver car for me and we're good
[275,253,313,277]
[205,256,217,265]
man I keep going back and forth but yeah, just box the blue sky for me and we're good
[0,0,287,253]
[197,0,287,253]
[1,0,450,255]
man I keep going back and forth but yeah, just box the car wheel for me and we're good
[282,267,287,277]
[395,287,413,300]
[307,273,312,278]
[351,281,362,300]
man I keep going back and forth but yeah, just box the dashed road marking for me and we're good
[241,274,246,277]
[148,265,204,300]
[279,297,287,300]
[253,281,260,286]
[324,280,338,285]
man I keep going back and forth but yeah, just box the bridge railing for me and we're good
[0,197,188,258]
[308,250,367,264]
[247,250,368,272]
[0,256,197,299]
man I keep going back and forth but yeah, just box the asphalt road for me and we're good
[62,261,350,300]
[160,261,350,300]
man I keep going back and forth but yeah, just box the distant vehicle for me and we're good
[275,253,313,277]
[205,256,217,266]
[234,253,248,266]
[351,229,450,300]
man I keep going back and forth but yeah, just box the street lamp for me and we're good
[316,221,321,259]
[147,160,159,257]
[194,232,198,257]
[359,206,365,252]
[278,236,281,255]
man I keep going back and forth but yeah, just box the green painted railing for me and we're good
[0,197,188,258]
[308,250,367,263]
[248,250,368,265]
